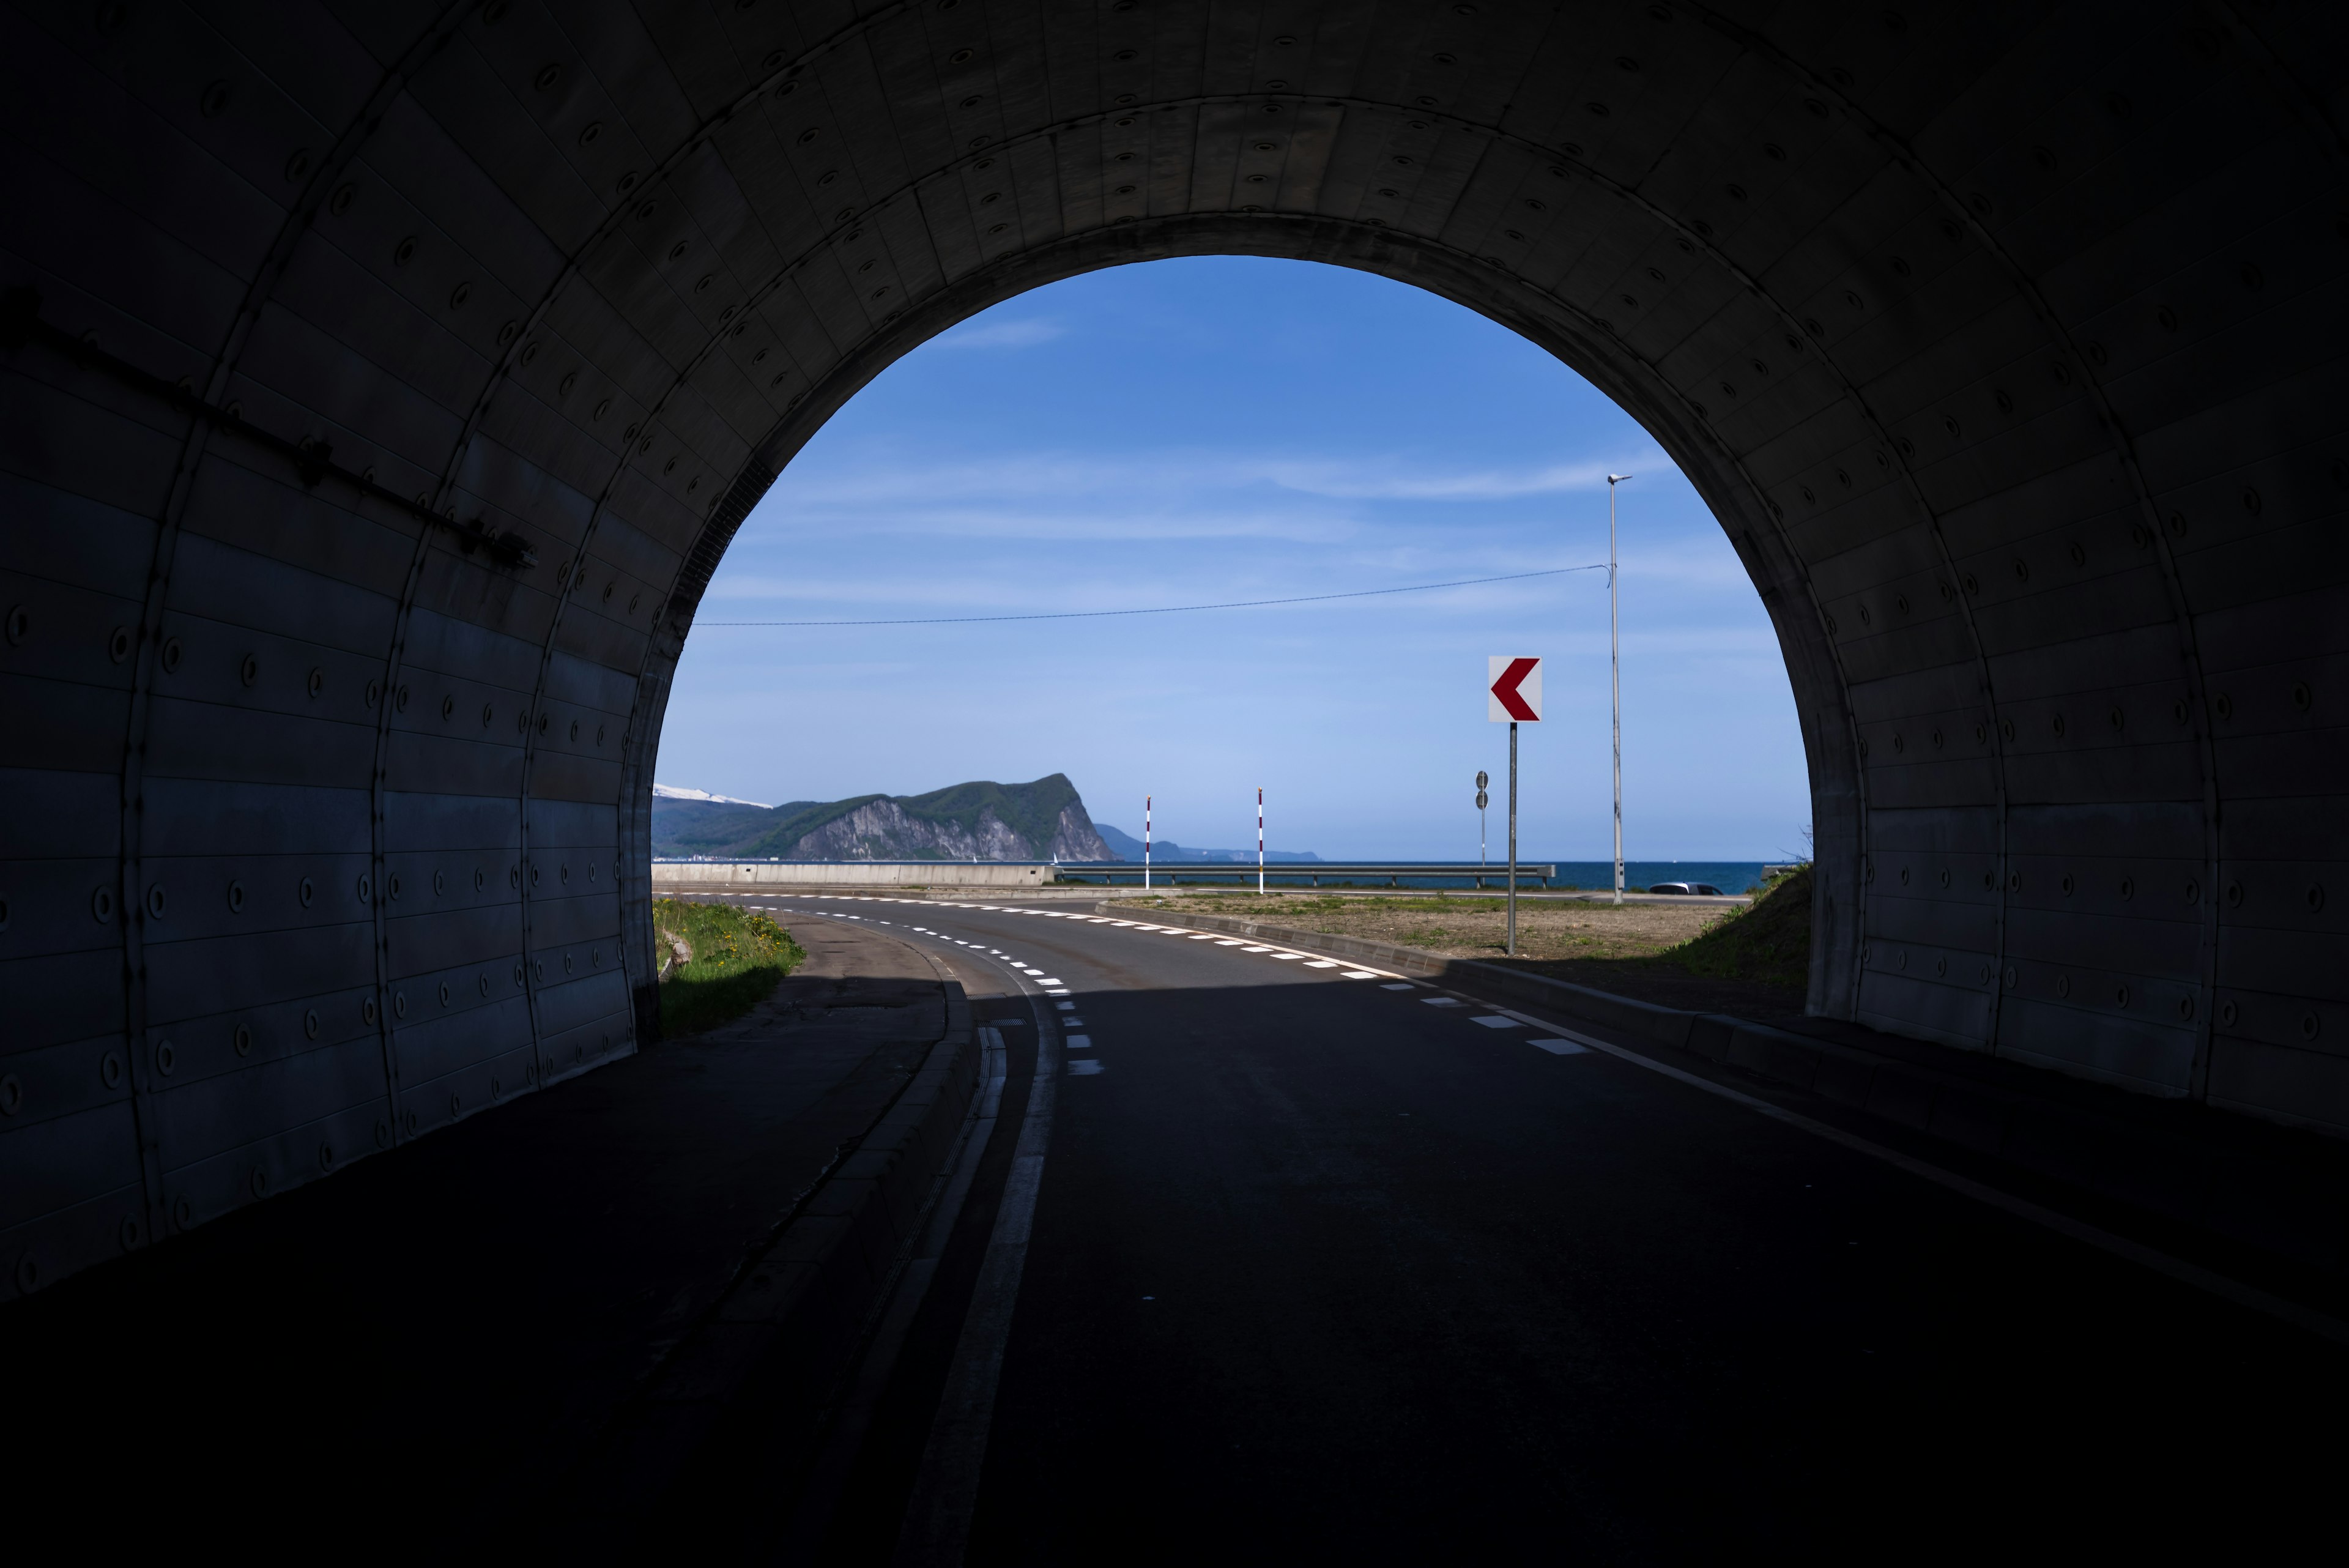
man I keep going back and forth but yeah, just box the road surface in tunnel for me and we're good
[708,894,2348,1562]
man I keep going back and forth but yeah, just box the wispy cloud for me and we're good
[926,317,1064,349]
[1250,456,1643,499]
[757,500,1362,544]
[772,448,1670,509]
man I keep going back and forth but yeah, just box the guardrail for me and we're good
[1050,863,1560,889]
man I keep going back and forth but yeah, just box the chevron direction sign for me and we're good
[1487,656,1543,722]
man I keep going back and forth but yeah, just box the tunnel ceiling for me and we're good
[1,0,2344,1296]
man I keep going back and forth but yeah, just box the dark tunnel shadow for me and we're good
[0,969,2340,1558]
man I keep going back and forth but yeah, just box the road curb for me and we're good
[1099,904,2349,1280]
[554,979,984,1537]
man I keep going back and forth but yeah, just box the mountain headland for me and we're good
[652,775,1113,861]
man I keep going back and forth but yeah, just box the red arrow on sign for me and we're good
[1490,656,1540,721]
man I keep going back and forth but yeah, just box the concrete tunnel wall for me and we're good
[1,0,2343,1297]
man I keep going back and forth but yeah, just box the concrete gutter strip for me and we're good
[563,982,982,1525]
[1101,904,2349,1277]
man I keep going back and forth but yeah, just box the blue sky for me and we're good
[658,257,1809,860]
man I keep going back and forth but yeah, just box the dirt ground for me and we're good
[1123,892,1727,962]
[1117,891,1810,1018]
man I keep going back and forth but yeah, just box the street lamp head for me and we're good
[1607,473,1634,485]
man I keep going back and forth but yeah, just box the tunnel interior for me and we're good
[2,0,2344,1298]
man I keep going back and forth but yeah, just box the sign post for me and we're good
[1488,656,1543,956]
[1256,787,1265,895]
[1144,795,1152,891]
[1475,770,1489,877]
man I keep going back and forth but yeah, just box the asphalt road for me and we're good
[721,893,2344,1563]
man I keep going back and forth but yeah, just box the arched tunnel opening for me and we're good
[2,0,2345,1549]
[660,251,1811,916]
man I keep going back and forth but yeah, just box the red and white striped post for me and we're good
[1144,795,1152,891]
[1257,787,1265,895]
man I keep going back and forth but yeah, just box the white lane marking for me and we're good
[1055,1000,1074,1010]
[1067,1059,1104,1076]
[1132,923,1163,931]
[1034,978,1064,987]
[1271,953,1305,961]
[1305,960,1341,969]
[784,1022,1014,1542]
[1471,1015,1523,1029]
[1046,989,1070,996]
[1473,1006,2349,1349]
[1242,945,1272,953]
[1062,1017,1085,1028]
[1215,940,1245,947]
[895,969,1061,1561]
[1422,997,1462,1007]
[1530,1039,1589,1055]
[1064,1035,1093,1050]
[1111,921,1137,927]
[1187,934,1217,941]
[1342,971,1379,980]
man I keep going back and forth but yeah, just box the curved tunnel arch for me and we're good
[2,0,2342,1295]
[675,210,1869,986]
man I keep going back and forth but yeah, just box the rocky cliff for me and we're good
[651,774,1114,861]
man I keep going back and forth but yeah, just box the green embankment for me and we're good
[1658,864,1813,989]
[653,897,808,1036]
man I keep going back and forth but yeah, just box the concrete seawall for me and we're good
[654,861,1054,890]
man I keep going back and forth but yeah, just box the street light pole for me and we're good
[1608,473,1633,908]
[1145,794,1152,891]
[1257,786,1264,896]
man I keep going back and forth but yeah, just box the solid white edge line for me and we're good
[1480,1007,2349,1348]
[894,960,1061,1565]
[781,1024,1013,1550]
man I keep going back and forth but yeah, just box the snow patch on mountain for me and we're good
[654,782,775,808]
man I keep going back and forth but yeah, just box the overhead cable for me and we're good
[699,563,1608,627]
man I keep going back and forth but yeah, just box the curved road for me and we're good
[710,893,2346,1563]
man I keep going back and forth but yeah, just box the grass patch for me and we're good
[655,897,808,1037]
[1658,864,1812,989]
